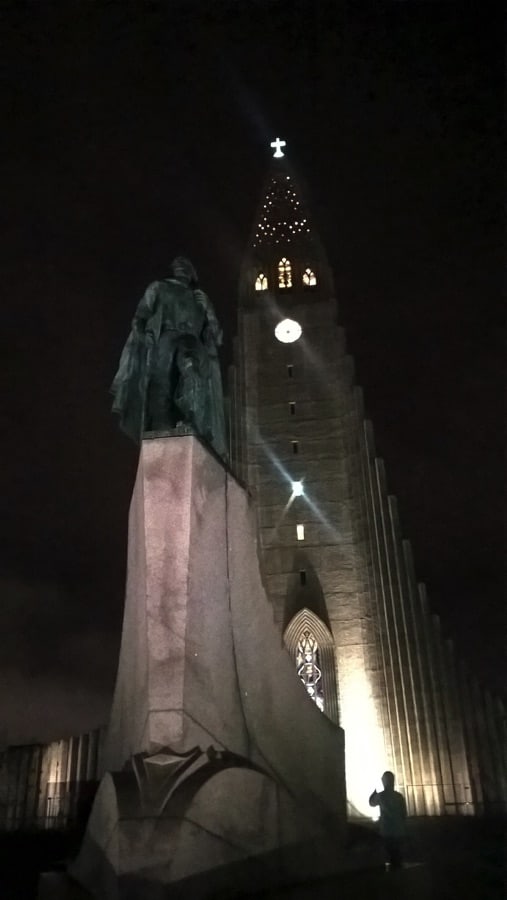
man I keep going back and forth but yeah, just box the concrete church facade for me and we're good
[228,143,506,818]
[1,146,506,840]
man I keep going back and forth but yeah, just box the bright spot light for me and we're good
[340,672,386,817]
[274,318,302,343]
[291,481,304,496]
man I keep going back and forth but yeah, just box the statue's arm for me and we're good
[195,289,223,348]
[132,282,160,338]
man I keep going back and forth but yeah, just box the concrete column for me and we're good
[444,640,473,813]
[419,589,455,811]
[403,541,443,814]
[86,729,99,781]
[484,690,507,812]
[458,661,483,812]
[371,460,412,808]
[494,698,507,810]
[362,422,400,775]
[387,497,426,814]
[432,621,467,813]
[471,678,496,811]
[359,420,392,760]
[472,678,498,813]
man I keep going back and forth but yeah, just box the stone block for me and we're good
[79,436,346,898]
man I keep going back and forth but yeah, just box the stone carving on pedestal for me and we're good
[130,744,264,816]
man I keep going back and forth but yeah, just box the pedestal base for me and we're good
[71,436,346,897]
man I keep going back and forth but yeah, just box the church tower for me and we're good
[229,141,507,817]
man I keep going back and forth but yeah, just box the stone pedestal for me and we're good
[72,435,346,898]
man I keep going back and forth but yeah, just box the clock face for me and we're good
[274,318,302,343]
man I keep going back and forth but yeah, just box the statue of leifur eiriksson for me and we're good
[111,257,227,459]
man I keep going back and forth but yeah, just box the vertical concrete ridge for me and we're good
[459,660,484,810]
[387,496,425,813]
[402,540,443,814]
[443,638,473,812]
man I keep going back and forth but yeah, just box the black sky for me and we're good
[1,0,504,744]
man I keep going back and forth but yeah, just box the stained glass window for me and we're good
[303,267,317,286]
[278,258,292,288]
[255,273,268,291]
[296,629,324,712]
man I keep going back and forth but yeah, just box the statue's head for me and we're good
[171,257,198,288]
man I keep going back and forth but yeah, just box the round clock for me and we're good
[274,318,302,343]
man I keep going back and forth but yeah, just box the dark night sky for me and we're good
[1,1,504,744]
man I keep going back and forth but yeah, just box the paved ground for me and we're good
[250,818,505,900]
[2,817,505,899]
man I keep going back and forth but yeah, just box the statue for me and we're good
[111,257,227,459]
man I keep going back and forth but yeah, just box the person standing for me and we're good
[369,771,407,870]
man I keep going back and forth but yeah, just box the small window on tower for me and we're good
[296,524,305,541]
[289,401,296,415]
[291,440,299,454]
[287,364,294,378]
[303,267,317,287]
[278,258,292,289]
[255,273,268,291]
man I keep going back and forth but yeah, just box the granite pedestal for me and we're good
[70,435,346,898]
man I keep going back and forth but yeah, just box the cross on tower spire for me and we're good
[270,137,286,158]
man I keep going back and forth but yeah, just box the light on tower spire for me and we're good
[270,137,286,158]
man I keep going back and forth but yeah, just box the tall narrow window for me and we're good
[278,258,292,288]
[255,273,268,291]
[287,364,294,378]
[299,570,306,586]
[296,629,324,711]
[291,440,299,454]
[289,401,296,415]
[284,610,340,725]
[296,524,305,541]
[303,267,317,286]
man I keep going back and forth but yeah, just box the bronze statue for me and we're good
[111,257,227,459]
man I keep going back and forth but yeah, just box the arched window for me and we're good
[255,273,268,291]
[303,267,317,286]
[284,607,340,724]
[296,629,324,711]
[278,258,292,289]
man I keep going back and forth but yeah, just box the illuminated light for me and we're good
[278,257,292,288]
[291,480,304,496]
[340,671,386,817]
[274,318,302,343]
[270,137,286,158]
[296,524,305,541]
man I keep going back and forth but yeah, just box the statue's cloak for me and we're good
[111,279,227,459]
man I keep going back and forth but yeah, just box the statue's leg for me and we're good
[146,337,177,431]
[174,338,205,431]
